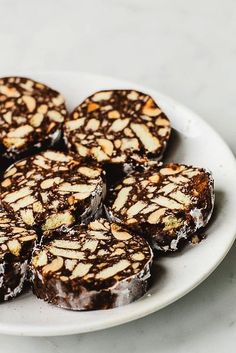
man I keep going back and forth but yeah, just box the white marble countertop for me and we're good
[0,0,236,352]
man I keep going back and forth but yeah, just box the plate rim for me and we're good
[0,70,236,336]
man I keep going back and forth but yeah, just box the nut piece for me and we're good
[22,95,36,112]
[97,139,114,156]
[112,187,132,212]
[96,259,130,280]
[70,263,93,279]
[148,208,166,224]
[42,212,75,231]
[127,201,146,218]
[7,239,21,256]
[43,257,64,274]
[92,91,112,101]
[111,224,132,240]
[131,123,160,152]
[142,98,161,117]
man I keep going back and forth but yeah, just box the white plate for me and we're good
[0,71,236,337]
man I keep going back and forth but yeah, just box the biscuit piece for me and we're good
[0,77,67,161]
[31,218,153,310]
[63,90,171,164]
[0,151,106,232]
[0,208,36,301]
[106,164,214,252]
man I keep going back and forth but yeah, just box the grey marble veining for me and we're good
[0,0,235,352]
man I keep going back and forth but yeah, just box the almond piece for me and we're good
[30,113,44,127]
[78,167,100,178]
[1,178,11,187]
[7,125,33,138]
[49,247,85,260]
[121,138,139,151]
[158,183,176,195]
[85,118,100,131]
[12,195,36,211]
[3,187,32,204]
[47,110,64,123]
[141,204,159,214]
[152,195,183,210]
[97,139,114,156]
[58,183,96,193]
[142,98,161,117]
[53,239,81,250]
[3,111,12,124]
[170,191,192,206]
[110,118,130,132]
[20,209,34,225]
[42,257,64,274]
[0,85,20,97]
[127,91,139,100]
[42,212,75,231]
[3,137,26,148]
[70,263,92,279]
[131,252,145,261]
[65,259,77,271]
[22,95,36,112]
[155,117,170,126]
[92,91,112,102]
[7,239,21,256]
[160,166,186,175]
[52,94,65,106]
[90,220,109,231]
[82,240,99,252]
[148,174,160,183]
[111,223,132,240]
[75,143,89,157]
[148,208,166,224]
[123,177,135,185]
[40,177,62,190]
[65,118,85,130]
[32,201,44,213]
[112,186,132,211]
[91,147,109,162]
[33,250,48,267]
[43,151,72,162]
[127,201,147,218]
[131,123,160,152]
[96,259,130,279]
[108,110,120,119]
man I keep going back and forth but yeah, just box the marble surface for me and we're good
[0,0,235,352]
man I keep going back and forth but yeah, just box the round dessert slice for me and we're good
[0,150,106,232]
[106,164,214,252]
[0,207,36,301]
[63,90,171,164]
[31,218,153,310]
[0,76,67,161]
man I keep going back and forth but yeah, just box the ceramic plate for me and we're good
[0,71,236,336]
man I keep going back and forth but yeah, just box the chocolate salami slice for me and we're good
[63,90,171,165]
[0,150,106,232]
[31,218,153,310]
[0,77,67,162]
[0,208,36,301]
[106,164,214,252]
